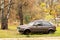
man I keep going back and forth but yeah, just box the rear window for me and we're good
[42,21,52,26]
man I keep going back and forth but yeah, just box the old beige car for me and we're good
[17,20,56,34]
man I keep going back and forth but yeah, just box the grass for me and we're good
[0,25,60,38]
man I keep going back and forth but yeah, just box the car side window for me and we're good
[42,21,51,26]
[34,21,42,26]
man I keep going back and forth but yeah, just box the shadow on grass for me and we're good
[26,34,30,37]
[17,32,49,38]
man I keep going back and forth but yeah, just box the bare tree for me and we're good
[18,2,23,25]
[1,0,5,29]
[1,0,12,30]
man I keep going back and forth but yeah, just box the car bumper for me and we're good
[17,29,24,32]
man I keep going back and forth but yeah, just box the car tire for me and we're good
[23,29,31,35]
[48,30,55,34]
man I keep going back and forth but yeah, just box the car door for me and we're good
[37,21,44,32]
[30,21,38,32]
[33,21,43,32]
[42,21,51,32]
[31,25,37,32]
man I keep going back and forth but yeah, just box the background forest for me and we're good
[0,0,60,38]
[0,0,60,26]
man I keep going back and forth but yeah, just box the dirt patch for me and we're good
[1,37,60,40]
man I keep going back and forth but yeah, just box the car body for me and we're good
[17,20,56,34]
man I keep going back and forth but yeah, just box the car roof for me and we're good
[34,19,47,22]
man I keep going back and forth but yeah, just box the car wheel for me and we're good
[23,29,31,35]
[48,30,54,34]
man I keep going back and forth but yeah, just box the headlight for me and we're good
[17,27,25,30]
[17,27,20,29]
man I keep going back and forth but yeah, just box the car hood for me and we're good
[18,24,31,28]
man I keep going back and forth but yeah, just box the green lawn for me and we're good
[0,25,60,38]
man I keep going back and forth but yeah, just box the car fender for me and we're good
[24,28,31,32]
[48,28,54,31]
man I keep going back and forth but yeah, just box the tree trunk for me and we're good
[1,17,8,29]
[18,3,23,25]
[1,0,12,30]
[1,0,8,30]
[49,0,53,15]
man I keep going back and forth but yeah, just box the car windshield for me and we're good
[28,21,35,26]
